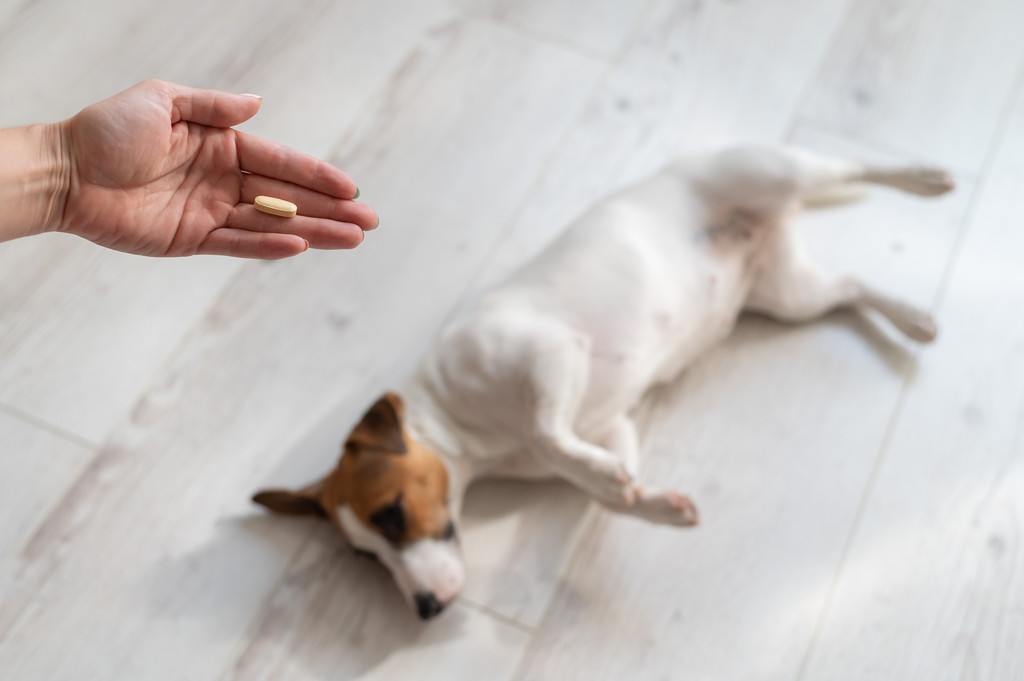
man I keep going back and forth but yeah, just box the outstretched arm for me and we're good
[0,80,378,259]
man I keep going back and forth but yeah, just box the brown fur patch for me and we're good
[346,393,408,454]
[337,436,450,544]
[253,393,452,546]
[252,479,327,517]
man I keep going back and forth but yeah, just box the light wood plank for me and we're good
[512,129,973,681]
[456,0,650,57]
[0,18,602,680]
[0,0,239,124]
[799,76,1024,681]
[0,411,92,602]
[801,0,1024,173]
[0,0,458,444]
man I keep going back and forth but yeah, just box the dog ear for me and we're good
[346,392,407,455]
[252,479,327,518]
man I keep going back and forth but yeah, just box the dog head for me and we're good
[253,393,464,619]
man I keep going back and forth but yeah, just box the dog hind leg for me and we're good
[784,147,954,198]
[746,228,937,342]
[692,146,954,217]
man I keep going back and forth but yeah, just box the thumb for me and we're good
[163,81,262,128]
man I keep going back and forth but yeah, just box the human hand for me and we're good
[52,80,376,258]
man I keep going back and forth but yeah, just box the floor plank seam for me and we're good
[791,53,1024,681]
[467,12,614,64]
[0,400,98,452]
[782,0,857,146]
[455,596,535,636]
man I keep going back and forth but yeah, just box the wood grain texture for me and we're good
[0,17,602,680]
[802,0,1024,173]
[799,80,1024,681]
[512,129,974,681]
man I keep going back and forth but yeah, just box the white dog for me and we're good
[254,145,953,619]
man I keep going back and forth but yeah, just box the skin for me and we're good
[0,79,378,258]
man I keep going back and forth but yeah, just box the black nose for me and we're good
[414,592,445,620]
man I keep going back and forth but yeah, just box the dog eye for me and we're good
[368,495,406,544]
[441,521,456,541]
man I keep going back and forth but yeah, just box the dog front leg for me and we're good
[530,428,638,507]
[532,413,698,526]
[524,337,639,507]
[591,416,699,527]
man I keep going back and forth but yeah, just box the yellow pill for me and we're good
[254,196,297,218]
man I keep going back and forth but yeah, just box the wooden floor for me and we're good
[2,0,1022,679]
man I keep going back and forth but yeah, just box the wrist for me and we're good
[0,121,72,242]
[37,121,73,235]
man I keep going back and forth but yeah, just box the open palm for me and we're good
[59,80,376,258]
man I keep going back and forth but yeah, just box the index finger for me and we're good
[235,131,358,199]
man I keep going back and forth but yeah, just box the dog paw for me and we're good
[667,491,700,526]
[885,166,955,197]
[893,305,938,343]
[635,487,699,527]
[578,459,636,506]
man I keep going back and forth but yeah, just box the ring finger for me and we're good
[226,204,365,250]
[239,173,378,230]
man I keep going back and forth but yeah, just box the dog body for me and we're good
[255,146,954,618]
[410,156,772,483]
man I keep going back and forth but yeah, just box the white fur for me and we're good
[337,506,465,608]
[395,145,951,603]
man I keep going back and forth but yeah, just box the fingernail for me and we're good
[353,187,360,200]
[240,93,263,100]
[302,239,309,252]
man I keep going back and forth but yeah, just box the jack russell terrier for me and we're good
[253,145,953,620]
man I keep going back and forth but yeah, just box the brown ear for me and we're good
[252,479,327,518]
[346,392,407,454]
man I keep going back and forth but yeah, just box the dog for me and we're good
[253,145,954,619]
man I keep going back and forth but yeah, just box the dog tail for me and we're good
[801,181,870,208]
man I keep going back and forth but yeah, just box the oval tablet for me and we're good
[254,196,297,218]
